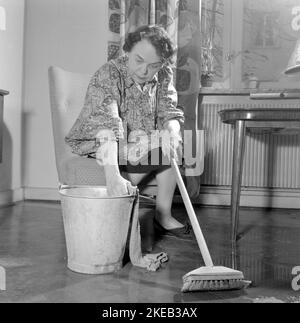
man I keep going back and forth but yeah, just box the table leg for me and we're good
[231,120,246,248]
[0,96,3,163]
[0,266,5,291]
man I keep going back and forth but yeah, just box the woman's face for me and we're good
[127,39,163,84]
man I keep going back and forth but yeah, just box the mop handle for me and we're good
[171,158,214,267]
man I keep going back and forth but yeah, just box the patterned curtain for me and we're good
[108,0,202,198]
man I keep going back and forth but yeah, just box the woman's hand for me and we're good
[161,131,183,161]
[106,174,136,197]
[161,120,183,161]
[96,139,136,196]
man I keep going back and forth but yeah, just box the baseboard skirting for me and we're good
[0,188,24,207]
[194,186,300,209]
[24,187,60,201]
[22,186,300,209]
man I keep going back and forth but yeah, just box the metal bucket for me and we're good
[59,185,135,274]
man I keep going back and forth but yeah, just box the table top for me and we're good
[0,90,9,96]
[199,88,251,96]
[219,108,300,124]
[199,88,300,99]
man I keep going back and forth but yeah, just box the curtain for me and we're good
[108,0,202,198]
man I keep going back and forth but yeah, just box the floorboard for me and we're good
[0,201,300,303]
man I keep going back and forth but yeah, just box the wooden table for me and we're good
[218,108,300,248]
[0,90,9,163]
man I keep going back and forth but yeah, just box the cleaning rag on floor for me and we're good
[128,189,168,271]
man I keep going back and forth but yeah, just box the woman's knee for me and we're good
[126,172,148,185]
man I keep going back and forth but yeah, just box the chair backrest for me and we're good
[48,66,91,180]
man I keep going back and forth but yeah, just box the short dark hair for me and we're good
[123,25,176,64]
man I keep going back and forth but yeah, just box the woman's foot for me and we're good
[154,210,193,240]
[155,210,184,230]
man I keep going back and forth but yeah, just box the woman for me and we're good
[65,25,191,240]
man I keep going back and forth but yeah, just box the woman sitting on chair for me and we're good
[65,25,191,240]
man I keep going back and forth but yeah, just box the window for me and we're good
[242,0,300,89]
[201,0,300,89]
[201,0,229,87]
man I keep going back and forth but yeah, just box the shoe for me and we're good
[153,219,193,241]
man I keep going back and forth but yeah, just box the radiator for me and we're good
[200,101,300,188]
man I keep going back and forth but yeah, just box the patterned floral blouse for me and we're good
[65,54,184,156]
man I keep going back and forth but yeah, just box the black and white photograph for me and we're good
[1,0,300,306]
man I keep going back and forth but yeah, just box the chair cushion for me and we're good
[59,156,106,186]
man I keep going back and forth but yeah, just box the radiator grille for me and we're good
[200,102,300,188]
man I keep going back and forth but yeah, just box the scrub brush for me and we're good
[170,158,251,292]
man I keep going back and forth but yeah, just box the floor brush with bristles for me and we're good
[171,158,251,293]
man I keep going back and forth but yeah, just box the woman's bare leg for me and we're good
[155,167,184,230]
[126,169,184,229]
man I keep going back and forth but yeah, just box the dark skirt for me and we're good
[88,147,171,174]
[119,147,171,174]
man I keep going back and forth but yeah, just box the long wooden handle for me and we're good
[171,158,214,267]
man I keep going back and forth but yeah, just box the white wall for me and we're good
[0,0,25,204]
[23,0,108,198]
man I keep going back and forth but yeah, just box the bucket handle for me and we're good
[59,183,69,191]
[132,186,139,199]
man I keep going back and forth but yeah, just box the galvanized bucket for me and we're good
[59,185,136,274]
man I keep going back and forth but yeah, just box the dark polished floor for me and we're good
[0,200,300,303]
